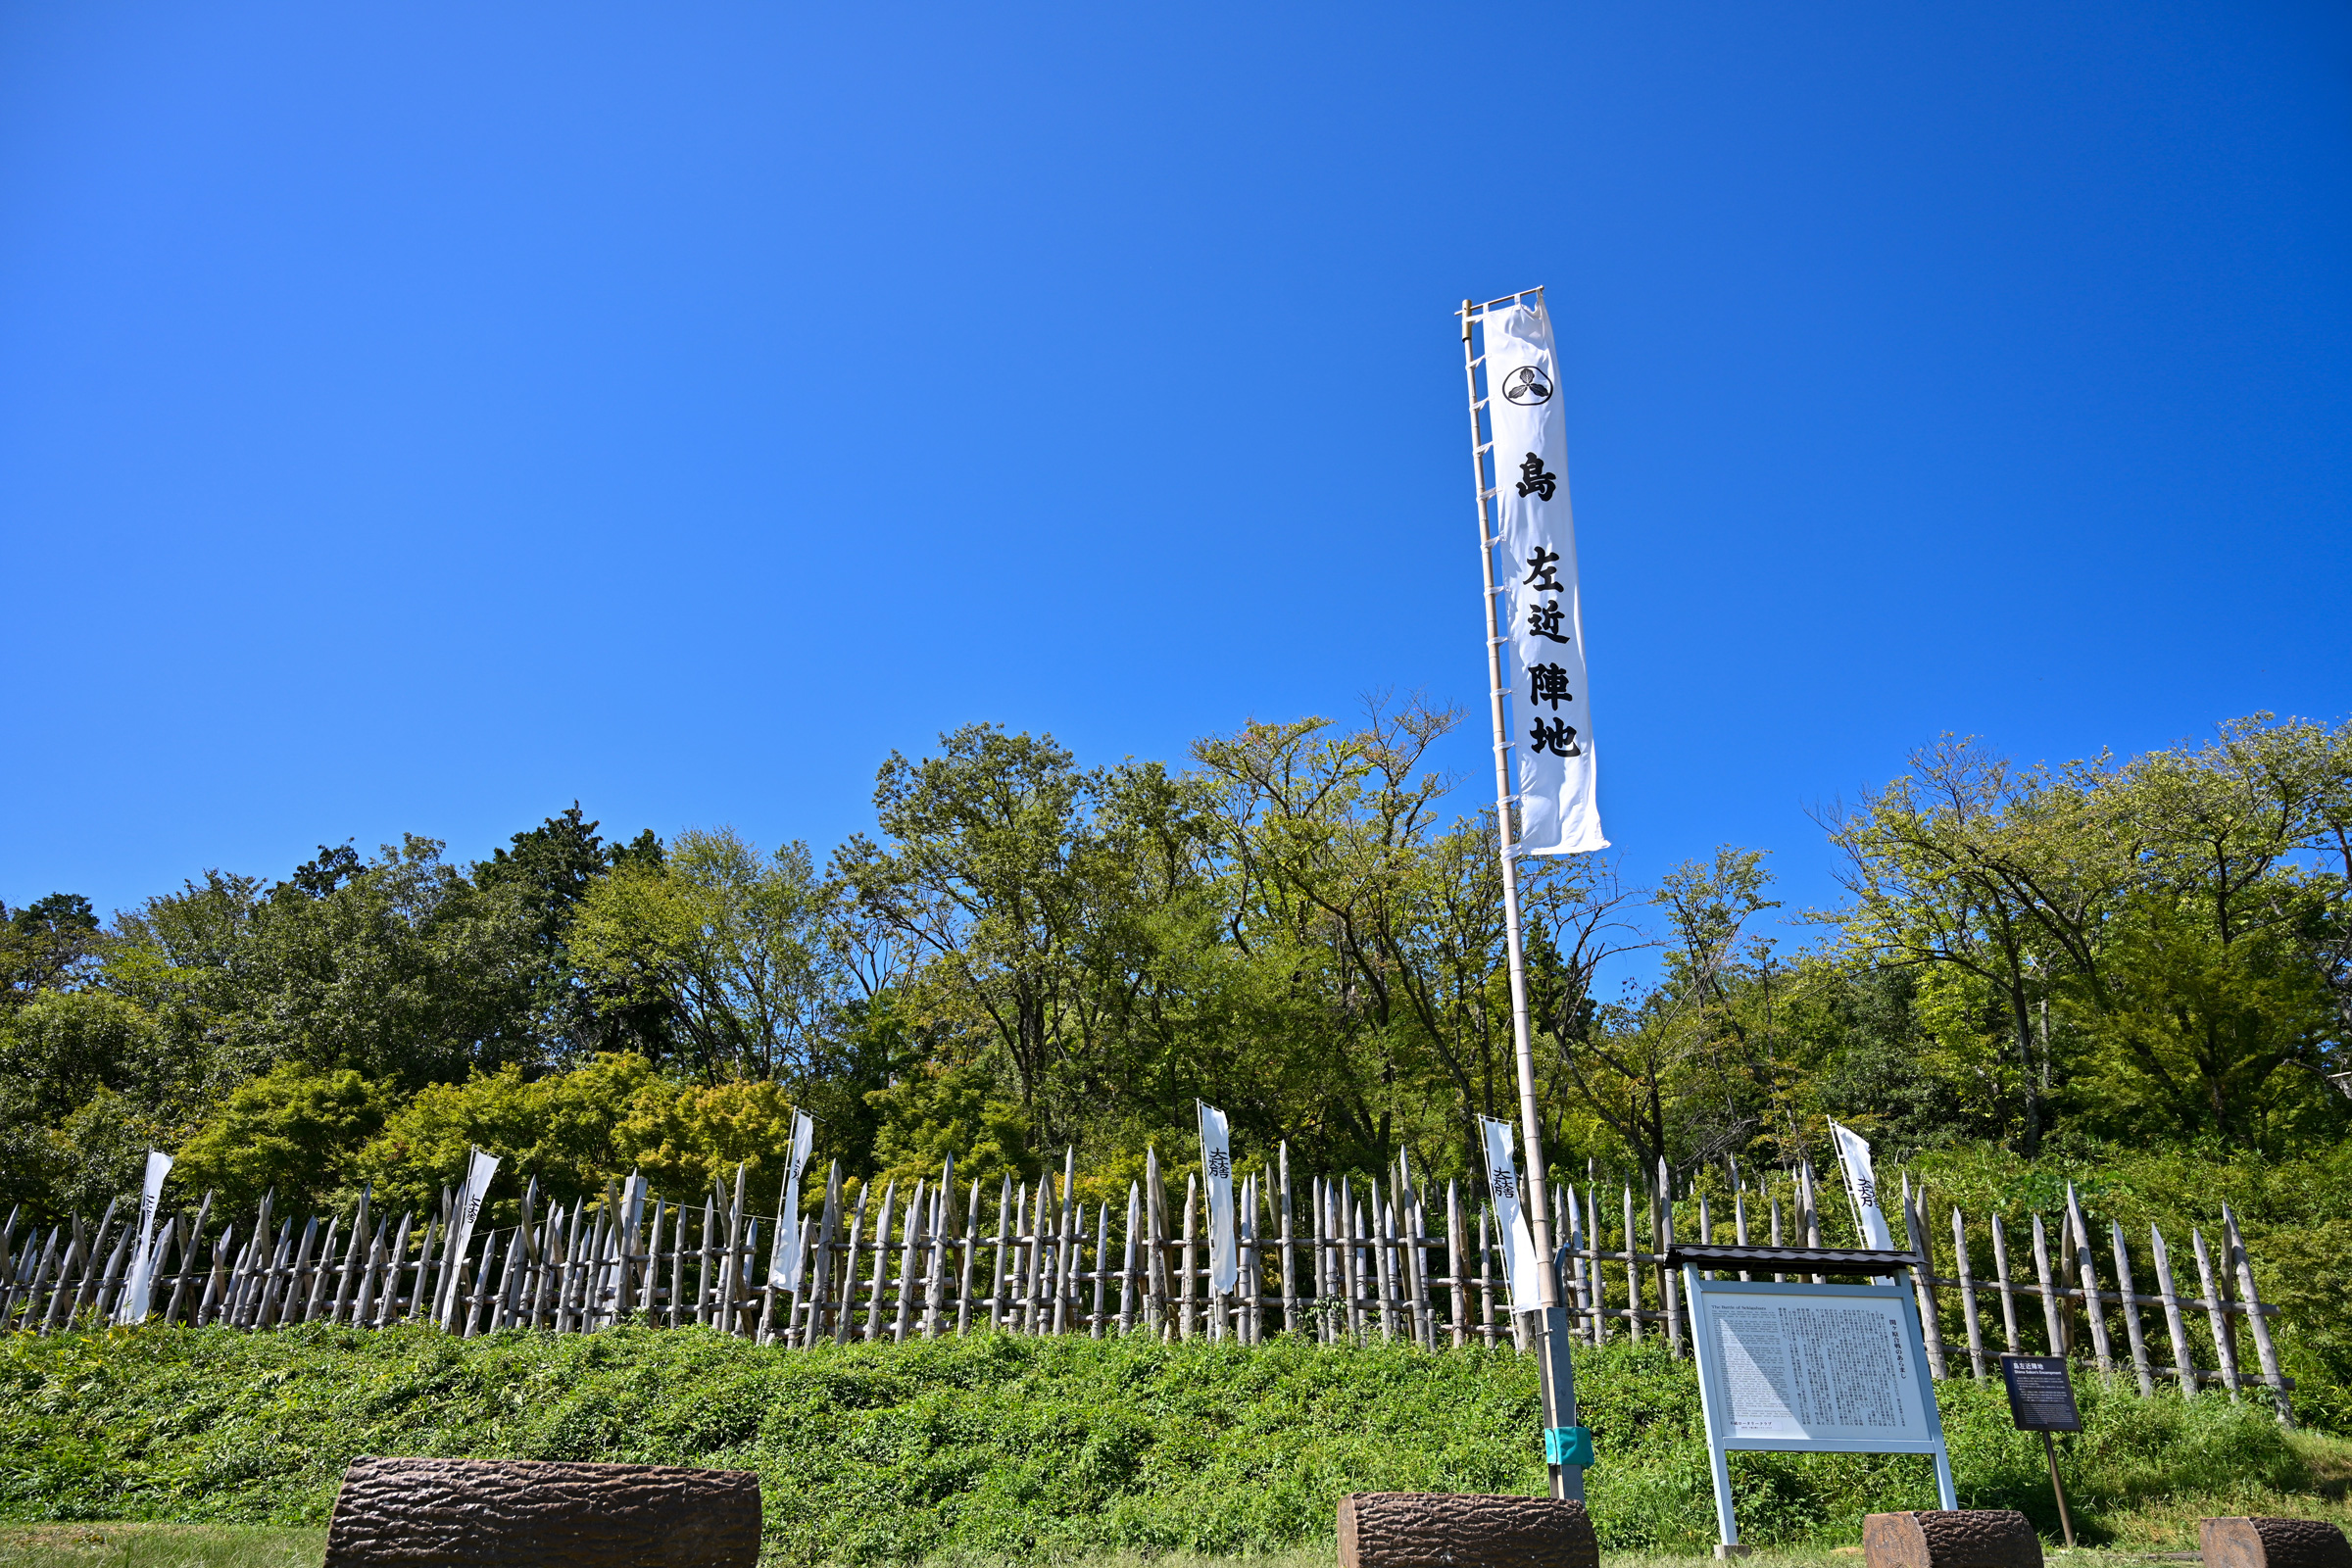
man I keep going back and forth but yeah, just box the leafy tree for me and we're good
[866,1059,1039,1192]
[355,1053,662,1217]
[216,836,547,1087]
[568,828,850,1083]
[172,1061,398,1212]
[837,725,1100,1111]
[473,805,673,1059]
[0,893,101,1006]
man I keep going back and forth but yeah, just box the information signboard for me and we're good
[1998,1354,2082,1433]
[1685,1271,1956,1554]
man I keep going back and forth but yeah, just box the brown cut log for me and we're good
[323,1456,760,1568]
[1864,1510,2041,1568]
[2201,1517,2352,1568]
[1337,1492,1597,1568]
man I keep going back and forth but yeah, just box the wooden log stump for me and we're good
[1337,1492,1597,1568]
[1864,1510,2041,1568]
[323,1456,760,1568]
[2202,1518,2352,1568]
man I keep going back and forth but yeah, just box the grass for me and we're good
[0,1526,321,1568]
[1,1326,2346,1565]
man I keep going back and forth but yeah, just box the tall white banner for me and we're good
[1828,1120,1896,1251]
[437,1147,501,1324]
[1486,298,1605,855]
[112,1149,173,1326]
[1480,1116,1546,1315]
[769,1108,817,1291]
[1198,1101,1237,1294]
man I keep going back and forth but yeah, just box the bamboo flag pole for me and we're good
[1459,286,1581,1502]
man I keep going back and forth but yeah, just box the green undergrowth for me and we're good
[2,1327,2345,1565]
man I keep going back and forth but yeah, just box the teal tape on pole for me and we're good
[1544,1426,1594,1467]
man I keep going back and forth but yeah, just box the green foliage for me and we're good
[172,1064,397,1214]
[568,829,843,1084]
[866,1060,1038,1190]
[0,1330,2334,1563]
[350,1054,660,1218]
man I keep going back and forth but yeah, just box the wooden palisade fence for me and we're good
[0,1148,2292,1421]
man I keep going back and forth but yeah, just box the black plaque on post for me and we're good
[2000,1353,2082,1547]
[2000,1354,2082,1433]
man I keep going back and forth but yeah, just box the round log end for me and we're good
[2201,1518,2352,1568]
[1863,1510,2041,1568]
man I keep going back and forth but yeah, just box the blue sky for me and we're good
[3,1,2347,945]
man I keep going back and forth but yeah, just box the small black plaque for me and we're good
[1999,1353,2082,1432]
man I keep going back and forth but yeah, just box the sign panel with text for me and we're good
[1685,1271,1956,1551]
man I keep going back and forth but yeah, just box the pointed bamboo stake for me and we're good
[923,1158,956,1339]
[2224,1207,2291,1424]
[1990,1214,2022,1354]
[810,1166,842,1345]
[2191,1226,2241,1400]
[2032,1214,2067,1355]
[1474,1207,1496,1347]
[1091,1198,1110,1338]
[1118,1182,1141,1333]
[1145,1151,1167,1337]
[670,1195,692,1330]
[1954,1207,1986,1379]
[330,1188,370,1322]
[2110,1221,2157,1397]
[6,1226,58,1331]
[862,1179,898,1342]
[66,1200,121,1328]
[1898,1180,1946,1378]
[1019,1179,1044,1335]
[300,1216,338,1322]
[505,1178,541,1330]
[834,1181,870,1345]
[954,1176,978,1340]
[1660,1163,1684,1356]
[2060,1184,2113,1378]
[892,1177,926,1342]
[1622,1186,1642,1342]
[2148,1225,2195,1395]
[192,1223,233,1330]
[1276,1144,1295,1335]
[381,1212,414,1328]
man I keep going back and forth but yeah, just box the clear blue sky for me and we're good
[4,2,2347,938]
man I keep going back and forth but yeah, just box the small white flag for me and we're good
[1829,1120,1896,1251]
[1481,1116,1546,1315]
[437,1147,501,1324]
[1198,1101,1237,1295]
[1484,296,1605,856]
[769,1109,817,1291]
[112,1150,173,1327]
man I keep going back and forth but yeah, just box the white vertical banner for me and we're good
[1828,1120,1897,1251]
[437,1147,501,1324]
[1481,1115,1546,1315]
[769,1108,817,1290]
[112,1150,174,1326]
[1486,297,1605,855]
[1198,1101,1237,1294]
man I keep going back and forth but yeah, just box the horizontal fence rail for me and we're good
[0,1150,2292,1422]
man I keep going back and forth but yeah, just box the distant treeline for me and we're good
[2,706,2346,1227]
